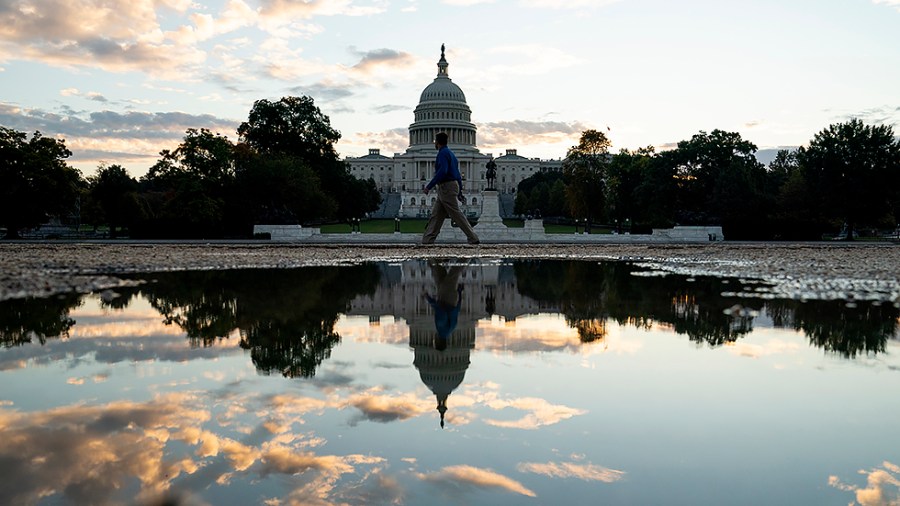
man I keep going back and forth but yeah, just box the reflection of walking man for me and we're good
[425,262,465,349]
[421,132,480,245]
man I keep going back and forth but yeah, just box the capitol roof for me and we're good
[419,44,467,104]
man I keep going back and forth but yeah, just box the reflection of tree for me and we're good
[514,260,897,355]
[0,294,82,347]
[515,260,760,347]
[134,266,380,377]
[766,300,898,358]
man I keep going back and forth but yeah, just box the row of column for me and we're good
[410,128,475,146]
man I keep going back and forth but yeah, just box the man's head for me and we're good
[434,132,449,148]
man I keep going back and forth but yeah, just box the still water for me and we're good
[1,259,898,506]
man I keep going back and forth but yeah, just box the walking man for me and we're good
[421,132,480,245]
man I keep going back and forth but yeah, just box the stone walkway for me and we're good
[1,242,898,303]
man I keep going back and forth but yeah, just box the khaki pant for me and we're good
[422,182,479,244]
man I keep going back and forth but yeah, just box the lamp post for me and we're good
[394,217,401,233]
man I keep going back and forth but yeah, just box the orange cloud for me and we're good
[829,461,900,506]
[418,465,537,497]
[517,460,626,482]
[481,396,587,429]
[347,392,429,424]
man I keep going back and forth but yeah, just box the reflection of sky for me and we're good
[1,294,900,505]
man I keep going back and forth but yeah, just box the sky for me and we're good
[1,0,899,178]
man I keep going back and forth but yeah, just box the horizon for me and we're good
[1,0,898,178]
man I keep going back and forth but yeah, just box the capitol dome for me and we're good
[409,45,477,148]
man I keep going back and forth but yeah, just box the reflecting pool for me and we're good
[1,259,899,505]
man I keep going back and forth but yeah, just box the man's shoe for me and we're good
[467,239,480,245]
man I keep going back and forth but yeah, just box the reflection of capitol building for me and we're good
[346,261,557,329]
[347,261,558,427]
[346,46,562,217]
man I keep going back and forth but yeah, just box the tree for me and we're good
[139,129,238,238]
[797,119,900,240]
[234,154,336,225]
[606,147,653,233]
[238,96,341,162]
[0,128,82,239]
[88,164,141,238]
[632,151,678,229]
[656,129,768,238]
[766,149,824,239]
[563,129,611,232]
[238,96,380,221]
[515,171,567,217]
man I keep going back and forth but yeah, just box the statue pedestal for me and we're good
[474,190,507,234]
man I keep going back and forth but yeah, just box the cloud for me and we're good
[443,0,494,4]
[873,0,900,11]
[725,338,800,359]
[481,396,587,429]
[0,0,206,78]
[520,0,621,7]
[478,119,590,150]
[418,465,536,497]
[0,102,240,173]
[517,460,626,482]
[0,393,209,505]
[347,392,428,424]
[350,128,408,155]
[829,461,900,506]
[350,47,415,74]
[289,81,356,102]
[371,104,408,114]
[59,88,109,103]
[837,106,900,126]
[258,0,388,19]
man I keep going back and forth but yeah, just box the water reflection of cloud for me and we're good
[0,391,395,506]
[457,384,587,430]
[0,393,209,505]
[517,460,626,482]
[0,327,243,372]
[725,338,801,359]
[418,465,537,497]
[476,314,585,353]
[347,391,429,425]
[336,315,409,345]
[830,461,900,506]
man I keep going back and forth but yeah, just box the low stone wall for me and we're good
[255,222,725,244]
[651,226,724,242]
[253,225,319,240]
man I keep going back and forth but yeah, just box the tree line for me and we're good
[0,96,381,239]
[3,260,894,367]
[2,98,899,240]
[515,120,900,239]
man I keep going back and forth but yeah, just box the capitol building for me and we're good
[346,46,563,218]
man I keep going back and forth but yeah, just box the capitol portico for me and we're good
[347,46,562,218]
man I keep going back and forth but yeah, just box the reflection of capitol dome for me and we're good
[412,333,475,428]
[409,44,477,148]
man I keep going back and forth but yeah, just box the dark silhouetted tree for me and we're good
[139,128,237,237]
[88,164,142,238]
[606,147,653,233]
[563,129,611,232]
[238,96,380,222]
[797,119,900,240]
[0,128,83,239]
